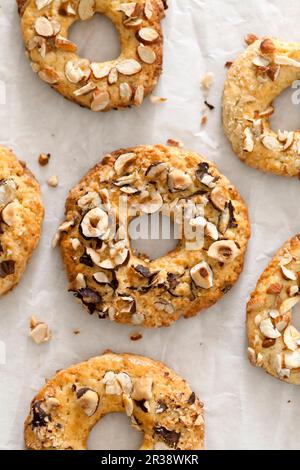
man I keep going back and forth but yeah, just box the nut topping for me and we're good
[114,153,136,175]
[34,17,54,37]
[259,318,281,339]
[81,207,109,238]
[208,240,240,263]
[29,317,51,344]
[1,201,19,226]
[65,59,91,84]
[78,0,95,20]
[168,169,192,192]
[90,63,110,79]
[190,261,213,289]
[0,179,17,208]
[76,388,99,416]
[116,59,142,76]
[260,39,276,55]
[284,325,300,352]
[210,186,228,211]
[117,2,137,17]
[137,44,156,64]
[132,377,153,401]
[35,0,53,9]
[138,27,159,43]
[91,90,110,112]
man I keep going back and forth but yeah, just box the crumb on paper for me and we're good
[201,115,208,127]
[201,72,215,92]
[130,332,143,342]
[47,175,58,187]
[166,138,183,148]
[73,329,80,335]
[38,153,51,166]
[204,100,215,110]
[29,316,51,344]
[150,95,168,104]
[225,61,233,69]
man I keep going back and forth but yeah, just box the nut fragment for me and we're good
[210,186,228,211]
[133,85,144,106]
[119,82,132,101]
[78,0,95,20]
[91,90,110,112]
[260,39,276,54]
[47,175,58,187]
[38,67,59,85]
[259,318,281,339]
[76,388,99,417]
[114,153,136,175]
[243,128,254,153]
[90,63,110,79]
[132,377,153,401]
[208,240,240,263]
[35,0,53,10]
[284,325,300,352]
[117,2,137,17]
[38,153,50,166]
[245,33,259,45]
[65,59,91,84]
[29,317,51,344]
[1,201,19,226]
[0,179,17,209]
[168,169,192,192]
[81,207,109,238]
[190,261,213,289]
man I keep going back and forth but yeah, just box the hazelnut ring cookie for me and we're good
[58,144,250,328]
[0,146,44,296]
[247,235,300,384]
[18,0,166,111]
[223,36,300,177]
[24,352,205,450]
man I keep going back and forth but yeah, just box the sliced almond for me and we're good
[281,265,297,281]
[243,127,254,152]
[36,0,53,9]
[279,296,300,315]
[284,325,300,352]
[133,85,144,106]
[252,55,270,67]
[116,59,142,76]
[117,2,137,17]
[274,55,300,68]
[259,318,281,339]
[65,59,91,84]
[137,44,156,64]
[144,0,153,19]
[261,135,281,151]
[1,201,19,226]
[75,273,86,290]
[78,0,95,20]
[73,81,96,97]
[91,63,110,79]
[76,388,99,417]
[285,351,300,369]
[108,67,118,85]
[91,90,110,111]
[119,82,132,101]
[34,17,53,37]
[38,67,59,84]
[55,35,77,52]
[138,27,159,43]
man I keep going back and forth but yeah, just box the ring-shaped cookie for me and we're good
[0,146,44,296]
[58,144,250,328]
[18,0,166,111]
[223,36,300,177]
[247,235,300,384]
[24,352,205,450]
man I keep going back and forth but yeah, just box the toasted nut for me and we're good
[208,240,240,263]
[38,153,50,166]
[259,318,281,339]
[245,33,259,45]
[190,261,213,289]
[47,175,58,187]
[260,39,276,54]
[78,0,95,20]
[29,317,51,344]
[267,283,282,295]
[1,201,19,226]
[210,186,228,211]
[76,388,99,417]
[132,377,153,400]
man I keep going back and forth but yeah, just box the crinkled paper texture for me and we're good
[0,0,300,450]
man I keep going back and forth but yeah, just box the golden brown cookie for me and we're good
[223,36,300,177]
[24,352,205,450]
[58,144,250,328]
[247,235,300,384]
[0,146,44,296]
[18,0,166,111]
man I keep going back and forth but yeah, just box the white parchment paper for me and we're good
[0,0,300,450]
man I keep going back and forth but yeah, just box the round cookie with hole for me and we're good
[247,235,300,384]
[223,35,300,177]
[0,146,44,296]
[58,144,250,328]
[24,351,204,450]
[17,0,167,111]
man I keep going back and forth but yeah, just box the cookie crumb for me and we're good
[201,72,214,92]
[150,95,167,104]
[166,138,183,148]
[39,153,50,166]
[47,175,58,187]
[130,332,143,342]
[29,316,51,344]
[201,115,208,127]
[225,61,233,69]
[73,329,80,335]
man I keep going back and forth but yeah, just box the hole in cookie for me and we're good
[292,301,300,331]
[88,413,143,450]
[270,87,300,132]
[128,214,180,261]
[69,14,121,63]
